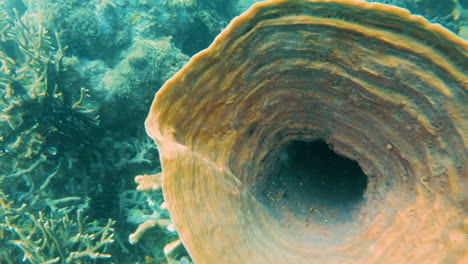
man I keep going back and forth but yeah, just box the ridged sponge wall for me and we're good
[146,0,468,263]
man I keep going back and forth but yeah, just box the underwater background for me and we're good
[0,0,466,263]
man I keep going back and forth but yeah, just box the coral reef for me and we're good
[96,37,189,125]
[0,3,98,208]
[0,192,114,264]
[118,0,232,56]
[0,1,197,262]
[123,173,193,264]
[22,0,233,60]
[0,5,118,263]
[146,0,468,263]
[1,0,465,263]
[22,0,130,60]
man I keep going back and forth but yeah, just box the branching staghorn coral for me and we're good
[107,133,160,169]
[0,4,118,263]
[0,4,98,204]
[126,173,193,264]
[0,192,115,264]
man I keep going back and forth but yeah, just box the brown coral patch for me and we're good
[146,0,468,263]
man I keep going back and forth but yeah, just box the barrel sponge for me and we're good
[146,0,468,263]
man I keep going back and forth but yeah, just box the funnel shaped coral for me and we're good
[146,0,468,263]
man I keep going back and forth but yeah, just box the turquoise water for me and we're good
[0,1,466,263]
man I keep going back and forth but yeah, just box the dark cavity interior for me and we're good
[258,140,368,233]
